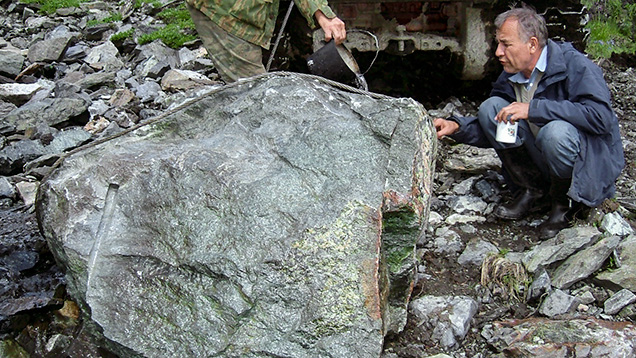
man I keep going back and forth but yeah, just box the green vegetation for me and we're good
[582,0,636,59]
[20,0,88,14]
[111,28,134,43]
[135,0,162,9]
[86,12,123,27]
[138,4,197,49]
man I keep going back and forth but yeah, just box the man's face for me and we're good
[495,18,536,77]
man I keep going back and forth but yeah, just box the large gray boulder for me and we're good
[36,73,436,358]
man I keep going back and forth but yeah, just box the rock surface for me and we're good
[36,74,436,357]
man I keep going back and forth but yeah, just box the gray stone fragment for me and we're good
[64,43,89,61]
[0,176,15,199]
[458,239,498,266]
[0,83,44,106]
[552,235,621,289]
[601,212,634,236]
[441,145,501,174]
[83,23,111,41]
[3,97,89,131]
[409,295,478,349]
[0,100,17,118]
[433,227,463,254]
[135,80,161,103]
[447,195,488,214]
[45,25,80,41]
[539,289,579,317]
[445,213,487,225]
[527,267,551,302]
[134,40,180,78]
[596,235,636,291]
[15,181,38,207]
[0,49,24,77]
[474,178,499,202]
[452,177,476,195]
[84,41,123,71]
[45,127,92,153]
[27,36,71,62]
[0,139,46,175]
[160,69,217,91]
[605,289,636,315]
[522,226,601,273]
[483,318,636,356]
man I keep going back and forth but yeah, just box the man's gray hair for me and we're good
[495,7,548,48]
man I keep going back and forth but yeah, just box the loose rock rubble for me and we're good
[0,0,635,357]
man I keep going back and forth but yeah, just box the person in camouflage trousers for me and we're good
[186,0,346,82]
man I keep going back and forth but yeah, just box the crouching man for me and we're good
[434,7,624,239]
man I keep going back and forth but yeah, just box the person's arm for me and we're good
[314,9,346,44]
[293,0,346,44]
[434,116,492,148]
[433,118,459,139]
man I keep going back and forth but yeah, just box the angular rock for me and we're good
[27,36,71,63]
[0,83,44,106]
[605,289,636,315]
[441,145,501,174]
[45,127,92,153]
[522,226,601,273]
[74,71,117,90]
[0,176,15,199]
[45,25,80,42]
[447,195,488,214]
[3,97,89,131]
[539,289,579,317]
[134,40,180,78]
[15,181,38,207]
[457,238,498,266]
[596,235,636,291]
[84,41,124,71]
[0,101,17,119]
[451,177,477,195]
[135,80,161,103]
[0,139,46,175]
[483,318,636,357]
[0,49,24,77]
[444,213,486,225]
[527,267,551,302]
[160,69,218,91]
[409,295,478,349]
[552,235,621,289]
[36,74,437,357]
[601,212,634,236]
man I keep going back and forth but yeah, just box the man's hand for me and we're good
[315,10,346,45]
[433,118,459,139]
[495,102,530,123]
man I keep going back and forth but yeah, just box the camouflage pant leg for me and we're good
[186,3,266,83]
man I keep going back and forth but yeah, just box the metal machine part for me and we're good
[312,1,585,80]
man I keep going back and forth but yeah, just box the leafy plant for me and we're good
[20,0,89,14]
[111,28,134,42]
[138,4,196,49]
[582,0,636,59]
[86,12,123,27]
[135,0,162,9]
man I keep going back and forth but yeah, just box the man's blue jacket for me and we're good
[450,40,625,207]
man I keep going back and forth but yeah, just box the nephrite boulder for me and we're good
[36,73,436,357]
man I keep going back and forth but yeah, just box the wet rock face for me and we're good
[36,74,437,357]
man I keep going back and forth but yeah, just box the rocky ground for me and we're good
[1,0,636,357]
